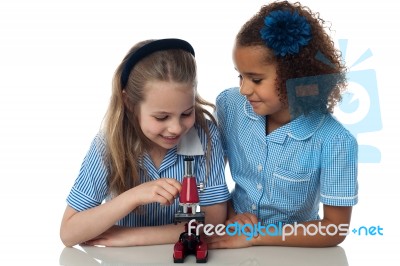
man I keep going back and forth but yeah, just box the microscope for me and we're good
[173,157,208,263]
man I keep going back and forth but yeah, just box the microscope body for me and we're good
[173,157,207,263]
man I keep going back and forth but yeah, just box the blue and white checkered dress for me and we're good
[216,87,358,224]
[66,121,230,227]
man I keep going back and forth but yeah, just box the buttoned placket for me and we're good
[251,159,266,216]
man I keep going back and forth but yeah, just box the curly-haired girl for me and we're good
[209,1,358,248]
[60,39,230,247]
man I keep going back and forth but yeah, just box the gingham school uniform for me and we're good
[216,88,358,224]
[66,121,230,227]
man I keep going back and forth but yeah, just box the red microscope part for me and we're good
[179,174,200,214]
[173,157,208,263]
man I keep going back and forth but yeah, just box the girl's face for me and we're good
[233,45,288,119]
[138,80,196,153]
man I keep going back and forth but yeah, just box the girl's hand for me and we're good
[205,229,255,249]
[134,178,181,206]
[205,212,259,249]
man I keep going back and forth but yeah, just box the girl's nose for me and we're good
[239,79,253,96]
[168,119,183,135]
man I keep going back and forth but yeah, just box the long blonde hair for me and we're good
[102,40,216,196]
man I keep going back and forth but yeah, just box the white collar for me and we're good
[177,127,205,156]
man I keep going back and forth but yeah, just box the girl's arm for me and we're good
[80,202,228,247]
[226,200,236,220]
[60,178,181,247]
[80,223,186,247]
[202,202,228,226]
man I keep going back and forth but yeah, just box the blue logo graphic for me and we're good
[334,39,382,163]
[286,39,382,163]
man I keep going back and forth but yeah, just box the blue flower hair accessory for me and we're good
[260,10,312,57]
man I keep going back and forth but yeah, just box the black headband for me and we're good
[120,38,195,88]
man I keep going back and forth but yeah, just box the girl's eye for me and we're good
[182,111,193,117]
[238,75,261,85]
[237,75,243,86]
[155,116,168,121]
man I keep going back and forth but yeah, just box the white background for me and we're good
[0,0,398,265]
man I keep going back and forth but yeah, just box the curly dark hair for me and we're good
[236,1,347,116]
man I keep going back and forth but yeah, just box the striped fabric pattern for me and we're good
[66,120,230,227]
[216,87,358,224]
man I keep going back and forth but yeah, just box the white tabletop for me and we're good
[59,244,348,265]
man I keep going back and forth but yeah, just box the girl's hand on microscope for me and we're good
[133,178,182,206]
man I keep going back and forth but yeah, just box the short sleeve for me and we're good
[320,131,358,206]
[66,133,110,211]
[197,121,231,206]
